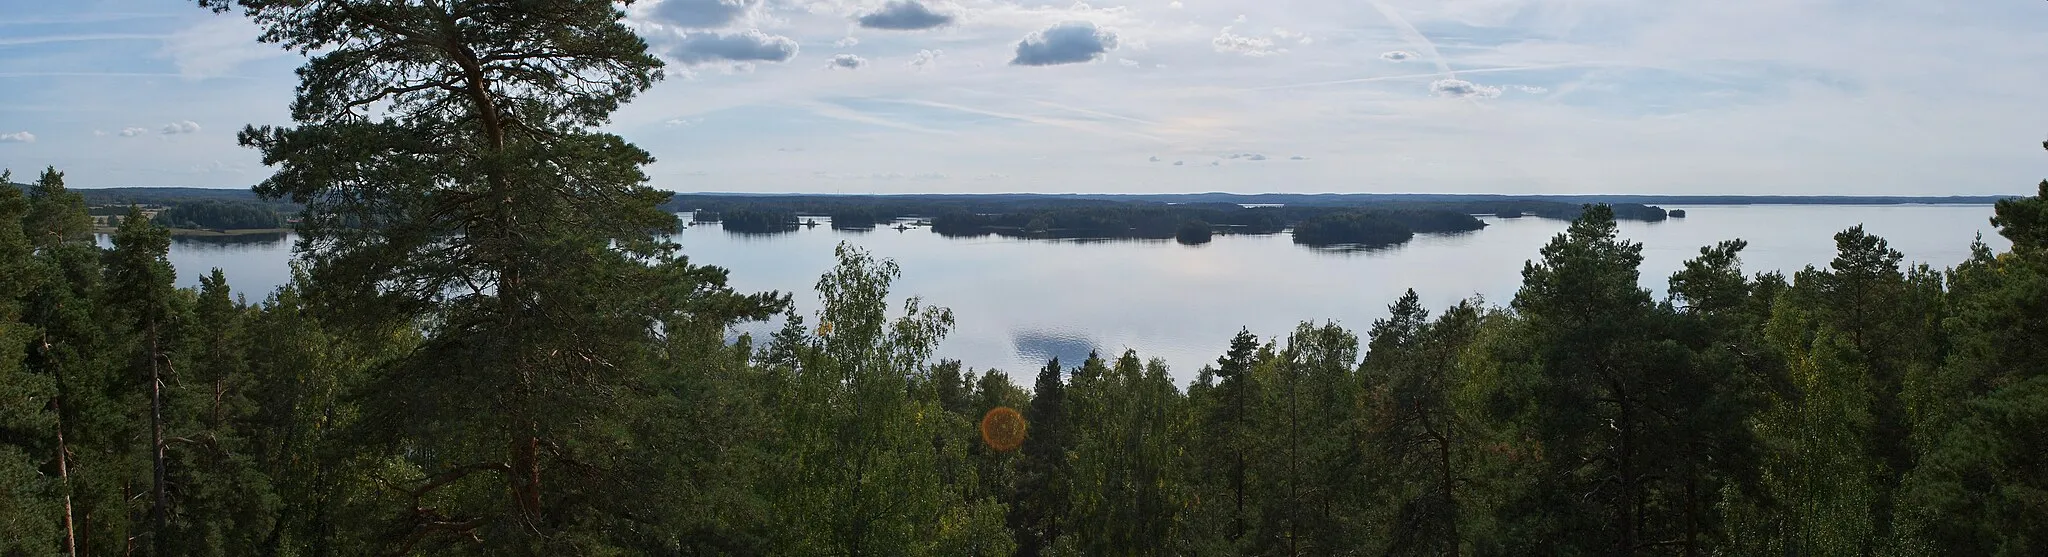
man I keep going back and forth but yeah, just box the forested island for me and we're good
[0,2,2042,556]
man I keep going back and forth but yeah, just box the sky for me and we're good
[1,0,2046,195]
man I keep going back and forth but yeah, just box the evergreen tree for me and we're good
[1011,357,1071,556]
[23,167,91,250]
[0,169,63,555]
[1183,328,1262,551]
[102,206,180,554]
[196,0,778,550]
[1494,205,1730,554]
[1892,174,2048,554]
[1361,292,1487,556]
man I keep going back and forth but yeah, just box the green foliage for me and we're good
[151,200,283,230]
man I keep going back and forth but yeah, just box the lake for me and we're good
[136,204,2009,383]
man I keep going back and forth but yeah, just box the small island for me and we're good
[1290,211,1417,247]
[1176,220,1213,245]
[719,209,800,234]
[1668,209,1688,218]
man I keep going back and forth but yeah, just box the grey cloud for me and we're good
[1149,156,1160,162]
[1246,154,1268,161]
[1173,161,1185,166]
[1210,161,1221,167]
[648,0,757,29]
[162,120,201,134]
[1379,50,1414,62]
[829,54,867,69]
[1011,21,1119,66]
[0,131,34,143]
[1290,155,1308,160]
[857,1,954,30]
[666,30,798,65]
[1430,78,1501,99]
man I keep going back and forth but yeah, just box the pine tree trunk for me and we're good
[1618,395,1638,556]
[56,396,78,557]
[45,337,80,557]
[150,322,168,555]
[1433,412,1458,557]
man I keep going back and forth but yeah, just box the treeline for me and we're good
[1290,209,1494,246]
[719,208,799,233]
[150,200,284,230]
[929,204,1290,240]
[663,193,1670,228]
[5,160,2045,554]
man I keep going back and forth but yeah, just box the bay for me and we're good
[131,204,2008,382]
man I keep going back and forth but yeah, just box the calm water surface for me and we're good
[136,205,2009,383]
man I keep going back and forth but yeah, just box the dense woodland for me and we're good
[149,200,286,231]
[1,1,2044,555]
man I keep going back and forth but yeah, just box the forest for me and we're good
[148,200,286,231]
[1,1,2043,555]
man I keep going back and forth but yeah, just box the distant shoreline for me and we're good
[664,192,2014,206]
[94,226,291,237]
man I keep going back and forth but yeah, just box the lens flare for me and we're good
[980,406,1027,452]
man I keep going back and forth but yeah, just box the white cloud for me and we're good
[0,131,34,143]
[1118,58,1140,67]
[1430,78,1501,99]
[159,17,284,79]
[834,36,860,48]
[161,120,202,134]
[1212,28,1281,57]
[120,127,148,137]
[1379,51,1415,62]
[1515,85,1550,94]
[1168,1,1183,8]
[910,49,943,69]
[829,54,867,69]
